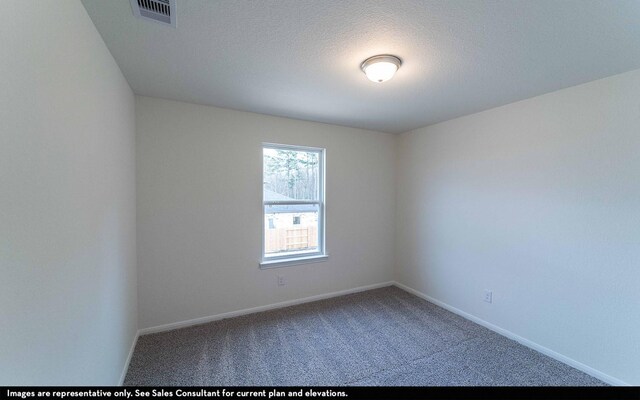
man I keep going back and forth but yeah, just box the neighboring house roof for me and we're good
[263,189,293,201]
[264,189,318,214]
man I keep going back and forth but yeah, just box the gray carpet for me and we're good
[124,286,605,386]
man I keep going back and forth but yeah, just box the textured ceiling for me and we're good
[82,0,640,133]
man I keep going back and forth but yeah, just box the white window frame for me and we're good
[260,143,327,268]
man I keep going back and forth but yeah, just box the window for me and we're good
[261,143,326,267]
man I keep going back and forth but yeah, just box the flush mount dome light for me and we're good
[361,54,402,83]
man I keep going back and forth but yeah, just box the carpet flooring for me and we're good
[124,286,605,386]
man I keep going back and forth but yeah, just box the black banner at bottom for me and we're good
[1,387,639,400]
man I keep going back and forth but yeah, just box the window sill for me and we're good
[259,254,329,269]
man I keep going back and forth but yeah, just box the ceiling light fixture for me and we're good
[361,55,402,83]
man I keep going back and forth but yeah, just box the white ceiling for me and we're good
[82,0,640,134]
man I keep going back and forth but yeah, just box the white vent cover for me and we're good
[130,0,176,27]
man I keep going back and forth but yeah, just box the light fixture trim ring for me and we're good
[360,54,403,73]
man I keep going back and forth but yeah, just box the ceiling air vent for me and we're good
[130,0,176,27]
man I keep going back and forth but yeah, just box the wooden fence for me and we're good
[265,226,318,254]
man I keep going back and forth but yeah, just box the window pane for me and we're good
[264,204,319,258]
[263,147,319,201]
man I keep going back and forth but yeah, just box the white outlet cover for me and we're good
[484,290,493,303]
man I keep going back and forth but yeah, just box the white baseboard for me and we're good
[119,330,140,386]
[138,281,394,336]
[392,281,629,386]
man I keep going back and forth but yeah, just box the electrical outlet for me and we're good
[484,290,493,303]
[277,275,285,286]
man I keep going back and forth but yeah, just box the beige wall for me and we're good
[396,69,640,385]
[0,0,137,385]
[136,96,396,330]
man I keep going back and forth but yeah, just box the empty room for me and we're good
[1,0,639,395]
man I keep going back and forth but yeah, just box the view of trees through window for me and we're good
[263,148,319,200]
[263,146,323,259]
